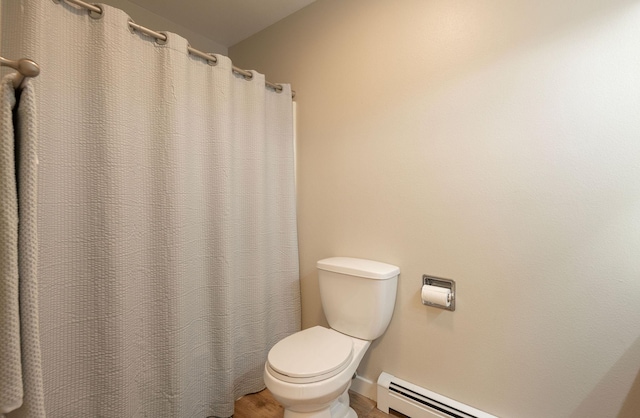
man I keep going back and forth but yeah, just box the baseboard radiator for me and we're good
[376,372,497,418]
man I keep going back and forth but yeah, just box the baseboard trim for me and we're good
[351,374,377,401]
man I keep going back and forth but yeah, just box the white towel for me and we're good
[0,75,45,418]
[0,74,23,415]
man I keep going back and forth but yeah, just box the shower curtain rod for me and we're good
[56,0,296,99]
[0,55,41,89]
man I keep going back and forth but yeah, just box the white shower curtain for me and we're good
[1,1,300,417]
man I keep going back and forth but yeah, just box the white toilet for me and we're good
[264,257,399,418]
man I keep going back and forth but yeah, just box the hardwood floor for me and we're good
[234,388,408,417]
[233,388,284,417]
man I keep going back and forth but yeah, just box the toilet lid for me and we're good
[267,326,353,383]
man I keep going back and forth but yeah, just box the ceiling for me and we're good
[126,0,317,47]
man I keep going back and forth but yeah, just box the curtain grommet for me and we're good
[206,54,218,67]
[187,45,217,66]
[88,4,103,19]
[127,19,136,34]
[155,32,168,46]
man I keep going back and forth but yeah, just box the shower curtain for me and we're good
[1,1,300,417]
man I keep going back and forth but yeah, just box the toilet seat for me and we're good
[267,326,354,384]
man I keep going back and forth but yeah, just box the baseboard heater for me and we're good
[376,372,497,418]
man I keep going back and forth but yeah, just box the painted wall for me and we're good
[230,0,640,417]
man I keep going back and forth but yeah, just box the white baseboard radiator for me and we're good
[376,372,497,418]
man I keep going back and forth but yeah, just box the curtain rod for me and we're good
[0,56,41,89]
[55,0,296,99]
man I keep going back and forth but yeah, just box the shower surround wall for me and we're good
[230,0,640,417]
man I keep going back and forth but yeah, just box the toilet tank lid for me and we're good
[317,257,400,280]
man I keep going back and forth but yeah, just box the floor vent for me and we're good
[376,372,497,418]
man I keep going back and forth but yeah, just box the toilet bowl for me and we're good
[264,326,370,418]
[264,257,399,418]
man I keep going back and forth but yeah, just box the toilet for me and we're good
[264,257,399,418]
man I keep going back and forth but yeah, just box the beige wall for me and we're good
[230,0,640,417]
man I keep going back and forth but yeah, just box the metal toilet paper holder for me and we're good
[422,275,456,311]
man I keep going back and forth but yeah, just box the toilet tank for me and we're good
[317,257,399,341]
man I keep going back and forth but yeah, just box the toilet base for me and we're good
[265,333,373,418]
[282,388,356,418]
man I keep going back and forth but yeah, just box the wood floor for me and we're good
[234,388,408,418]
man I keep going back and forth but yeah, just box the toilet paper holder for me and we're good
[422,275,456,311]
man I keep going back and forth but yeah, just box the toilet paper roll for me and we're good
[421,285,451,307]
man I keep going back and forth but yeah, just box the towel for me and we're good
[0,75,45,418]
[0,74,22,414]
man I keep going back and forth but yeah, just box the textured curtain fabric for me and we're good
[1,2,300,417]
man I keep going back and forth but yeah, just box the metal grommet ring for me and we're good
[187,45,217,66]
[127,19,136,34]
[88,4,103,19]
[155,32,168,45]
[206,54,217,67]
